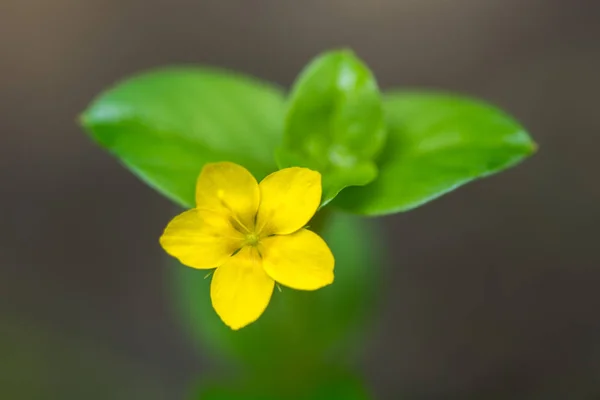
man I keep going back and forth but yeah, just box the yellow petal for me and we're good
[196,162,260,232]
[210,246,275,330]
[256,167,321,236]
[261,229,334,291]
[160,209,244,269]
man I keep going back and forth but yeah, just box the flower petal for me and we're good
[256,167,321,235]
[261,229,334,290]
[210,246,275,330]
[160,209,244,269]
[196,162,260,232]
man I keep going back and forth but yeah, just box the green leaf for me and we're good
[171,211,383,380]
[80,68,286,208]
[334,91,537,215]
[278,50,386,205]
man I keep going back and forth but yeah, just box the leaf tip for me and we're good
[76,111,91,129]
[528,140,539,155]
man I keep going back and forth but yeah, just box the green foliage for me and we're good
[334,91,536,215]
[81,68,285,208]
[278,50,386,205]
[80,53,535,215]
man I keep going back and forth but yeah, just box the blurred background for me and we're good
[2,0,599,398]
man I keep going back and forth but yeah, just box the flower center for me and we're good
[244,232,260,247]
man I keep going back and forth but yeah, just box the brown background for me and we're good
[2,0,599,399]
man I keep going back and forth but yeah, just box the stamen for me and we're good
[230,216,250,234]
[218,197,251,234]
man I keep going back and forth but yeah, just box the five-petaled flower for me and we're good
[159,162,335,330]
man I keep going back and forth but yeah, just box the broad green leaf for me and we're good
[334,91,537,215]
[277,50,386,205]
[80,68,285,208]
[171,211,383,379]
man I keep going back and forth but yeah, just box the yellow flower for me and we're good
[159,162,335,330]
